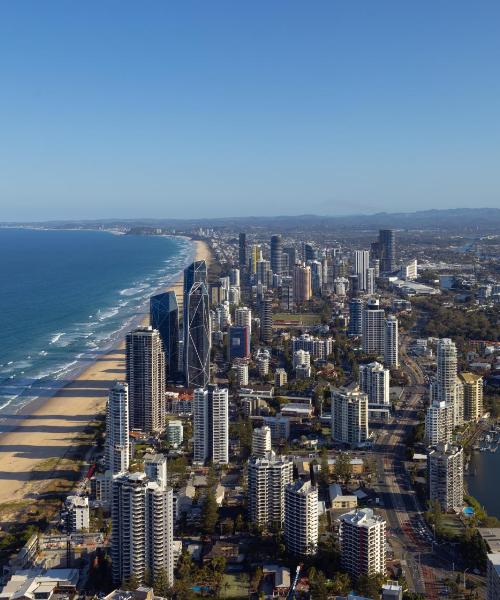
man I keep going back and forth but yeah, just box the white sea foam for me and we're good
[50,332,65,344]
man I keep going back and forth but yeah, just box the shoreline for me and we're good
[0,239,212,506]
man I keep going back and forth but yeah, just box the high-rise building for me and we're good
[339,508,386,579]
[291,333,334,360]
[234,360,249,386]
[275,368,288,387]
[280,276,295,311]
[486,554,500,600]
[111,471,174,587]
[184,280,211,388]
[228,325,250,361]
[251,426,272,457]
[270,235,283,276]
[284,480,318,556]
[239,233,247,269]
[428,442,464,512]
[260,297,273,343]
[366,267,375,295]
[379,229,397,273]
[354,250,370,291]
[106,381,130,474]
[230,267,240,288]
[425,400,453,446]
[256,259,272,287]
[384,315,399,368]
[459,372,483,421]
[348,298,363,336]
[193,385,229,465]
[248,451,293,529]
[183,260,208,325]
[150,291,179,381]
[251,244,262,274]
[310,260,323,295]
[234,306,252,336]
[293,349,311,369]
[283,247,297,273]
[331,385,369,446]
[303,243,316,262]
[126,327,165,433]
[362,298,385,356]
[166,420,184,448]
[293,264,312,304]
[431,338,463,427]
[359,362,390,405]
[65,496,90,532]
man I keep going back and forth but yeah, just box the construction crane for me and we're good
[286,563,303,600]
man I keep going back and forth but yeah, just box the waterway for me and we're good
[465,451,500,519]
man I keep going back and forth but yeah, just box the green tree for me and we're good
[356,573,385,599]
[334,451,352,484]
[330,571,351,595]
[201,490,219,534]
[309,568,328,600]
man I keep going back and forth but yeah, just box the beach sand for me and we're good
[0,239,211,506]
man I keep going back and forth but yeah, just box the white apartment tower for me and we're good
[193,384,229,465]
[354,250,370,291]
[234,361,249,386]
[126,327,165,433]
[339,508,386,579]
[428,443,464,512]
[235,306,252,336]
[384,315,399,368]
[331,385,369,446]
[248,451,293,529]
[359,362,390,405]
[362,298,385,356]
[284,479,318,555]
[251,426,272,458]
[111,471,174,587]
[425,400,453,446]
[106,381,130,474]
[431,338,463,427]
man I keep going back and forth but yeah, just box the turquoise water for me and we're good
[0,228,193,415]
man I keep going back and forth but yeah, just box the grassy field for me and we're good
[219,573,250,599]
[273,312,321,325]
[440,514,465,538]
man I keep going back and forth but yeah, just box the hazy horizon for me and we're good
[1,1,499,220]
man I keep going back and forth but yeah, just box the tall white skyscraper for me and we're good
[384,315,399,368]
[430,338,463,428]
[234,306,252,336]
[251,426,272,458]
[362,298,385,356]
[248,451,293,528]
[331,385,369,446]
[284,480,318,556]
[193,384,229,465]
[339,508,386,579]
[425,400,453,446]
[359,362,390,405]
[428,442,464,512]
[111,471,174,587]
[106,381,130,474]
[126,327,165,433]
[354,250,370,291]
[144,453,168,489]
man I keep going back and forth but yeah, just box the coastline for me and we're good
[0,239,212,507]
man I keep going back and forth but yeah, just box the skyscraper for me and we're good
[431,338,463,427]
[235,306,252,336]
[428,442,464,512]
[270,234,283,276]
[106,381,130,474]
[331,385,369,446]
[379,229,397,273]
[260,297,273,343]
[284,479,318,556]
[111,471,174,587]
[339,508,386,579]
[293,264,312,304]
[248,451,293,529]
[150,291,179,381]
[184,280,211,388]
[126,327,165,433]
[384,315,399,368]
[459,372,484,422]
[228,325,250,361]
[251,425,272,457]
[239,233,247,269]
[354,250,370,291]
[348,298,363,336]
[362,298,385,356]
[424,400,453,446]
[193,384,229,465]
[359,362,390,405]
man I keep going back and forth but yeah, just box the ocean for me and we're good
[0,228,193,416]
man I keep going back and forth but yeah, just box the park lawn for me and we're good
[273,312,321,325]
[219,573,250,599]
[440,514,465,539]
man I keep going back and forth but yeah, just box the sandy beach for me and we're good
[0,239,211,506]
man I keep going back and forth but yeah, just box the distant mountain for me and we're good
[3,207,500,232]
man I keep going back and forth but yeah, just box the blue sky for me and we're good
[0,1,499,220]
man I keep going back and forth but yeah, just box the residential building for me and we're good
[293,349,311,369]
[184,279,211,388]
[239,233,247,269]
[348,298,363,336]
[260,297,273,343]
[292,333,333,360]
[193,385,229,465]
[252,426,272,457]
[293,264,312,304]
[264,415,291,442]
[234,360,249,386]
[271,235,283,276]
[111,471,174,587]
[234,306,252,336]
[459,372,483,421]
[359,362,390,405]
[331,385,369,446]
[126,327,165,433]
[275,368,288,387]
[248,451,293,528]
[384,316,399,368]
[150,291,179,380]
[284,480,318,555]
[228,325,250,361]
[106,381,130,474]
[487,553,500,600]
[65,496,89,532]
[425,400,453,446]
[167,420,184,448]
[339,508,386,579]
[378,229,397,273]
[354,250,370,292]
[428,442,464,512]
[362,298,385,356]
